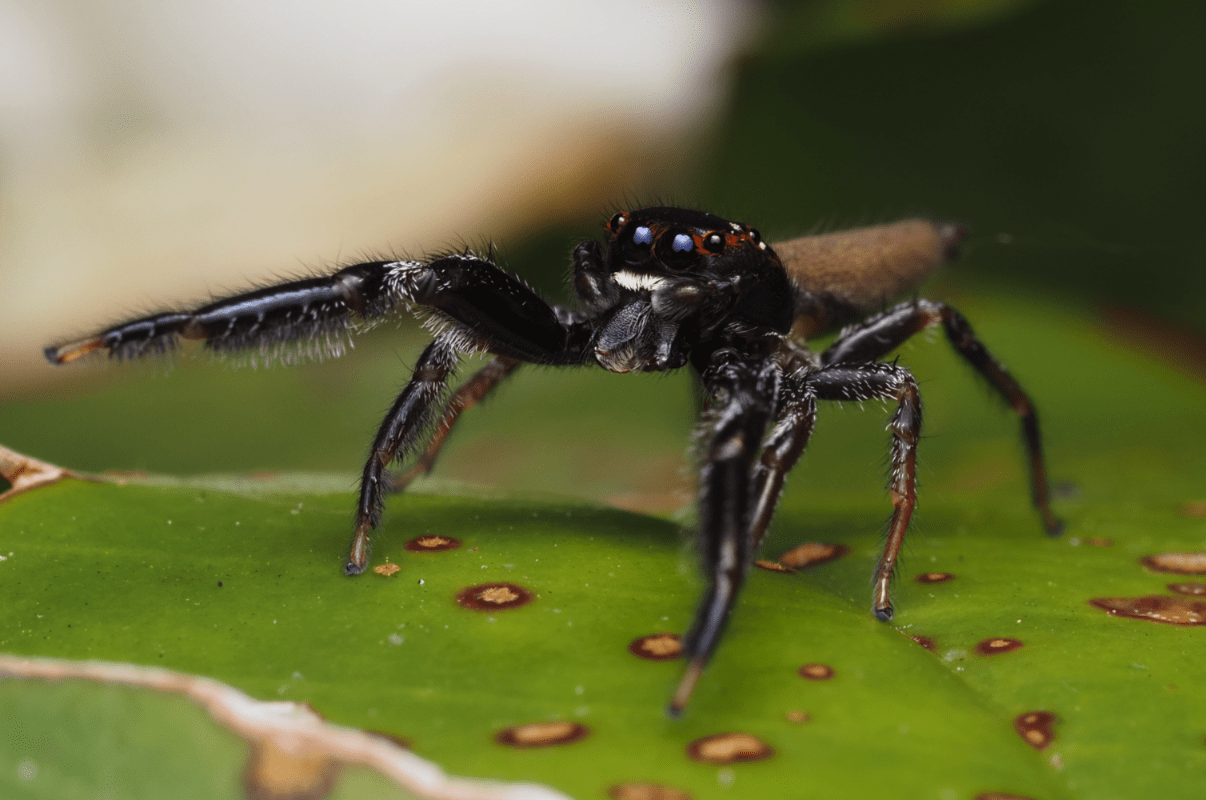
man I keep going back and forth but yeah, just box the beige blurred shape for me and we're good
[0,0,758,395]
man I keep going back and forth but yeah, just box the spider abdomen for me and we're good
[773,219,966,339]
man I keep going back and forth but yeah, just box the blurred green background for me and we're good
[2,0,1203,495]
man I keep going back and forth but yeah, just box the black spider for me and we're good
[46,206,1062,715]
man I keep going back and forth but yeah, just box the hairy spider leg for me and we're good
[345,255,594,574]
[43,247,594,574]
[746,353,818,550]
[349,334,461,572]
[820,299,1062,535]
[389,355,521,491]
[747,388,817,550]
[809,363,922,620]
[670,350,779,716]
[44,262,406,365]
[388,300,587,493]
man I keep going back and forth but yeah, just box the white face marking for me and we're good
[612,270,668,293]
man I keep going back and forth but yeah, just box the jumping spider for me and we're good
[46,206,1062,714]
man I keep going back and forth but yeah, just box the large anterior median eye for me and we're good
[655,227,702,271]
[633,226,653,245]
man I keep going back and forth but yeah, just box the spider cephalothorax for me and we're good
[571,206,794,375]
[46,205,1061,715]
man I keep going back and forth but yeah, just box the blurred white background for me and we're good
[0,0,757,393]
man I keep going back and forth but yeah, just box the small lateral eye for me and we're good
[608,212,627,231]
[702,232,725,253]
[672,233,693,252]
[633,226,653,245]
[747,227,762,245]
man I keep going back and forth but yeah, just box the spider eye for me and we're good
[748,227,762,245]
[703,232,725,253]
[653,227,702,271]
[608,212,627,231]
[633,226,653,245]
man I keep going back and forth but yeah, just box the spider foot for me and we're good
[872,577,895,621]
[667,657,706,718]
[345,524,371,576]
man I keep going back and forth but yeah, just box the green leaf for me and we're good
[3,293,1206,800]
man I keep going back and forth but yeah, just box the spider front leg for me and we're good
[45,261,411,364]
[821,299,1062,534]
[670,350,779,715]
[810,363,922,621]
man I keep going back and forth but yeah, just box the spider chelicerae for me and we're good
[46,206,1062,714]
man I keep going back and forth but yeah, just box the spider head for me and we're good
[597,207,793,334]
[603,206,768,279]
[579,207,795,373]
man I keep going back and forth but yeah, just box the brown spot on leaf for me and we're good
[910,635,937,652]
[404,535,461,552]
[495,721,588,748]
[797,663,835,680]
[686,732,774,763]
[1141,552,1206,574]
[976,638,1024,655]
[754,559,794,573]
[629,633,682,661]
[608,782,693,800]
[784,709,811,724]
[373,563,401,577]
[1013,711,1057,750]
[1090,595,1206,625]
[1085,537,1113,547]
[455,582,533,611]
[777,542,849,569]
[1169,582,1206,596]
[243,740,339,800]
[916,572,954,583]
[1180,501,1206,518]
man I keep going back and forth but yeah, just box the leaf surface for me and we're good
[3,294,1205,799]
